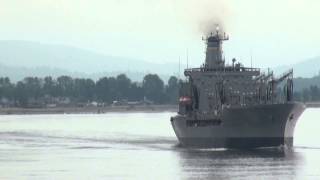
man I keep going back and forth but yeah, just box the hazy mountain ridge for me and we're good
[273,56,320,78]
[0,63,82,81]
[0,63,173,82]
[0,40,319,83]
[0,40,181,81]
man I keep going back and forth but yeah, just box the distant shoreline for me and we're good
[0,102,318,115]
[305,102,320,108]
[0,105,178,115]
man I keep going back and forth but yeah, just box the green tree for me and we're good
[23,77,42,100]
[14,81,28,106]
[310,85,320,101]
[108,77,118,102]
[96,77,110,103]
[73,78,95,102]
[0,77,14,100]
[57,76,74,98]
[166,76,179,104]
[43,76,58,97]
[143,74,165,104]
[116,74,131,100]
[128,82,144,101]
[302,88,310,102]
[293,91,302,101]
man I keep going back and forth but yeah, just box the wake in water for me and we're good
[1,130,318,155]
[0,131,178,151]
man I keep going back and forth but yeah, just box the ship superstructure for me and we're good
[171,28,305,148]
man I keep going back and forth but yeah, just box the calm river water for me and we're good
[0,109,319,179]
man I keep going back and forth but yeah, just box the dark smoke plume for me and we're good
[174,0,231,35]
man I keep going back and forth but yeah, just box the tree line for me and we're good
[0,73,319,108]
[294,85,320,102]
[0,74,180,107]
[292,73,320,102]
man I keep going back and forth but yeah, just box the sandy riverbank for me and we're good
[0,105,178,115]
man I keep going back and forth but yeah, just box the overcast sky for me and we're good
[1,0,320,68]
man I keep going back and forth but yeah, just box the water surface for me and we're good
[0,109,319,179]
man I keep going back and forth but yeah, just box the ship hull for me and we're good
[171,103,305,149]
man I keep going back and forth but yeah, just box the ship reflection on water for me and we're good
[0,110,319,179]
[175,148,304,180]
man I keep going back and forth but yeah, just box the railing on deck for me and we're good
[184,66,260,73]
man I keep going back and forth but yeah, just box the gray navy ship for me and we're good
[171,28,305,149]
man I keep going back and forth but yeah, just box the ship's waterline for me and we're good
[172,103,305,148]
